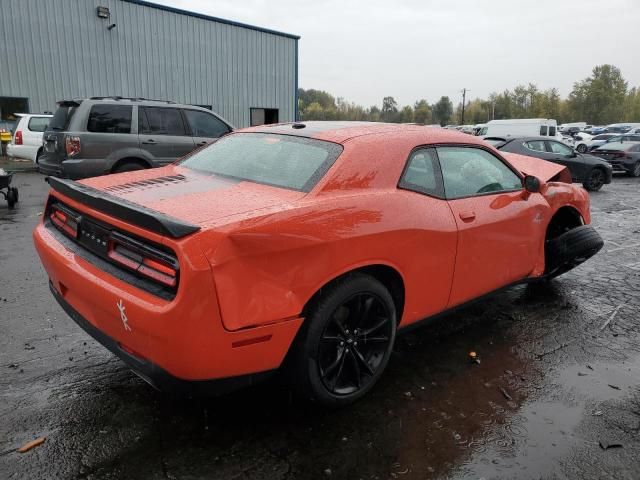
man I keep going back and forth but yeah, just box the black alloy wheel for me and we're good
[318,292,394,396]
[583,169,605,191]
[288,273,397,407]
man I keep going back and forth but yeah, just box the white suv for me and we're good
[7,114,53,163]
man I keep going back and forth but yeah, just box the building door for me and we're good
[250,108,279,126]
[0,97,29,132]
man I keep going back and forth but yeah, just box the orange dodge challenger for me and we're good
[33,122,603,406]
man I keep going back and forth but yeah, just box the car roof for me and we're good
[16,113,53,118]
[596,141,640,150]
[240,121,483,144]
[57,97,210,110]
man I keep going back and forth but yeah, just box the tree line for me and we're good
[298,65,640,126]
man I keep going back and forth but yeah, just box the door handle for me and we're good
[141,139,157,145]
[196,141,208,146]
[459,211,476,222]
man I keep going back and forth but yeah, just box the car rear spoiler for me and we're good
[46,177,201,239]
[56,99,82,107]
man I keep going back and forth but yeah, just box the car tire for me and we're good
[628,161,640,178]
[576,144,587,153]
[582,168,605,191]
[112,161,146,174]
[545,225,604,279]
[288,273,397,407]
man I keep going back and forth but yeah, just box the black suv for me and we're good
[39,97,233,179]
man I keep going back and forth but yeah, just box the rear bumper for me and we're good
[6,144,37,162]
[33,218,303,390]
[37,155,110,179]
[49,282,274,395]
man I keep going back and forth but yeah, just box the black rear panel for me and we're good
[45,198,178,300]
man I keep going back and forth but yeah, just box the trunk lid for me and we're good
[72,165,306,233]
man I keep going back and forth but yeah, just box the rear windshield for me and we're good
[180,133,343,192]
[49,106,78,131]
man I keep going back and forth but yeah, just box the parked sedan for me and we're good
[591,142,640,177]
[34,123,603,406]
[494,136,612,191]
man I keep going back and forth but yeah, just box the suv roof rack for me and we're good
[88,96,176,104]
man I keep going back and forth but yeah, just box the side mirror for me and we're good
[524,175,541,193]
[569,151,577,157]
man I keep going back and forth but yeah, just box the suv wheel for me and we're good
[112,161,146,174]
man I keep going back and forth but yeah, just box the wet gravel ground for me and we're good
[1,172,639,480]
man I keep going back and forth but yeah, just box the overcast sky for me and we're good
[151,0,640,108]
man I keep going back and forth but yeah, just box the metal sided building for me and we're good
[0,0,299,129]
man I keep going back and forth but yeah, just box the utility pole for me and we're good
[461,88,467,125]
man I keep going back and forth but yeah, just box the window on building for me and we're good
[0,97,29,132]
[87,105,132,133]
[139,107,185,136]
[183,110,230,138]
[250,108,279,126]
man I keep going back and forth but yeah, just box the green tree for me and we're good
[566,65,627,124]
[433,96,453,125]
[400,105,414,123]
[413,100,431,124]
[623,87,640,122]
[381,96,399,122]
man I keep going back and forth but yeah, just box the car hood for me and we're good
[501,152,570,182]
[79,165,306,228]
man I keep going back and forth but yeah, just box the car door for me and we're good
[545,140,587,181]
[182,109,231,148]
[397,148,458,320]
[138,107,195,165]
[436,146,548,307]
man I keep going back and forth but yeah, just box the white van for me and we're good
[482,118,558,138]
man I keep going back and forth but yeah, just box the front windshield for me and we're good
[179,133,343,192]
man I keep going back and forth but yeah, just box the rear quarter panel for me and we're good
[199,191,459,331]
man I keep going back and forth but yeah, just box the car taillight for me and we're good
[107,233,178,288]
[65,136,81,156]
[49,204,79,238]
[15,131,23,145]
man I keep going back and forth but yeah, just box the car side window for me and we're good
[540,126,548,136]
[549,126,557,136]
[87,105,132,134]
[399,148,444,198]
[183,110,230,138]
[548,141,573,156]
[437,147,522,199]
[28,117,50,132]
[525,140,547,152]
[139,107,186,136]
